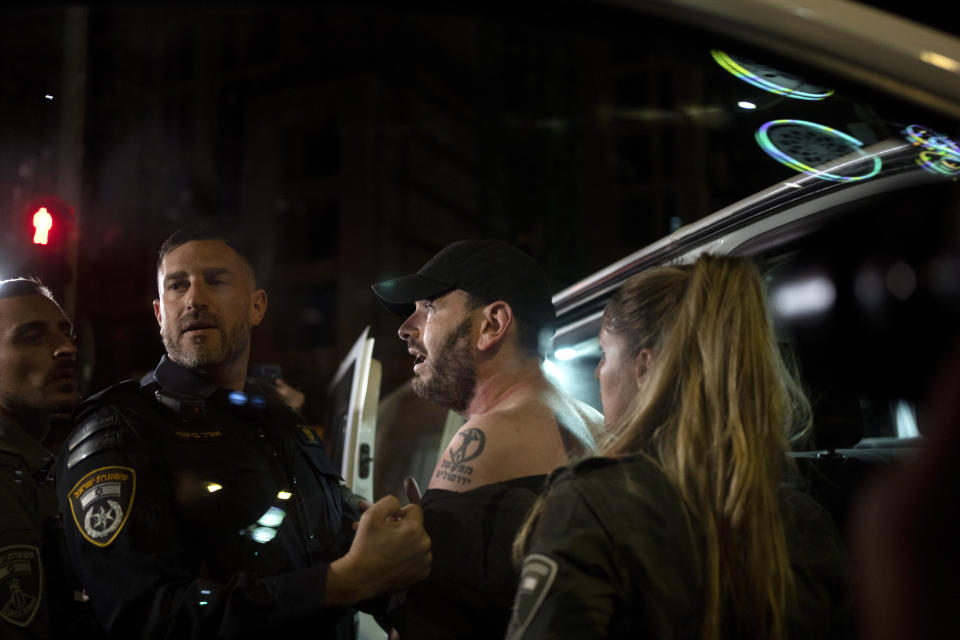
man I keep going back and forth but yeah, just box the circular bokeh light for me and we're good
[755,119,881,182]
[902,124,960,177]
[712,50,834,101]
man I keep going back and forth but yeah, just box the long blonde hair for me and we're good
[517,255,811,640]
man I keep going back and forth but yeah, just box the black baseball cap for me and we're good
[371,238,556,328]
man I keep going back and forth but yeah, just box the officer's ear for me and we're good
[249,289,268,327]
[153,299,162,327]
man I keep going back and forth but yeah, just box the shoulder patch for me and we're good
[295,424,324,446]
[67,466,136,547]
[0,544,43,628]
[505,553,559,640]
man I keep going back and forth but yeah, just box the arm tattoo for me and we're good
[435,427,485,486]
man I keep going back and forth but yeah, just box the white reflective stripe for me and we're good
[507,553,559,640]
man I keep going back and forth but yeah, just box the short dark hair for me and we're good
[0,277,67,321]
[156,223,257,283]
[0,277,56,303]
[463,291,548,359]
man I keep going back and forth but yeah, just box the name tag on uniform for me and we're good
[173,430,224,441]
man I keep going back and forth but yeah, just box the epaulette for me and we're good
[571,455,620,473]
[64,408,127,470]
[72,379,143,423]
[65,379,145,470]
[546,455,621,485]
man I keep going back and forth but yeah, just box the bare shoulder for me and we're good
[428,405,567,492]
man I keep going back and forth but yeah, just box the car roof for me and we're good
[553,0,960,336]
[622,0,960,118]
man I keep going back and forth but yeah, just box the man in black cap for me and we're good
[372,238,603,640]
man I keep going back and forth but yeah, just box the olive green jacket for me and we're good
[0,417,57,639]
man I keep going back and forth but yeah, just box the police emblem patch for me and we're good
[0,544,42,628]
[297,425,323,445]
[505,553,558,640]
[67,465,136,547]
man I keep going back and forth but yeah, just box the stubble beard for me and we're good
[0,385,77,443]
[411,317,477,413]
[162,315,250,371]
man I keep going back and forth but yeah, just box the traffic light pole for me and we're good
[57,7,88,320]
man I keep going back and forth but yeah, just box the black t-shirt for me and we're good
[389,474,545,640]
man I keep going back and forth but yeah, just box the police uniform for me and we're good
[55,355,361,639]
[1,417,99,639]
[0,417,58,639]
[506,456,852,640]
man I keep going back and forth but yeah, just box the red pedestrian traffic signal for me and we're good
[33,206,54,245]
[22,196,74,251]
[13,196,77,303]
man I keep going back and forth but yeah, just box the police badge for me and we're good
[0,544,42,628]
[67,465,136,547]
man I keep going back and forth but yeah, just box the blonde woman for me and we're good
[506,255,850,640]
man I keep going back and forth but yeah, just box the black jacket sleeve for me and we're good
[505,476,618,640]
[506,458,703,640]
[508,459,853,640]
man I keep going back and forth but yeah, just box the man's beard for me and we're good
[162,313,250,371]
[411,317,477,413]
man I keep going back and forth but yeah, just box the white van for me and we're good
[326,1,960,635]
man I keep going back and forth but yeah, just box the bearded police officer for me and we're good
[56,224,431,639]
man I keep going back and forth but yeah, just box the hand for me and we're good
[327,495,431,605]
[273,378,306,413]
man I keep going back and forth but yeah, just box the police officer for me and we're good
[0,277,99,639]
[506,256,850,640]
[55,224,431,638]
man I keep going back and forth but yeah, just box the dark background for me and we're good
[0,1,952,426]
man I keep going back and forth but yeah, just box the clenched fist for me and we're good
[326,495,431,605]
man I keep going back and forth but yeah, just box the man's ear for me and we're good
[476,301,513,352]
[634,348,654,386]
[153,299,162,327]
[250,289,268,327]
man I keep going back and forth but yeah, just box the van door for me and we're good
[324,326,383,640]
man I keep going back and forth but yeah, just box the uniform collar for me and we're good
[0,415,54,477]
[143,355,221,399]
[144,355,280,409]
